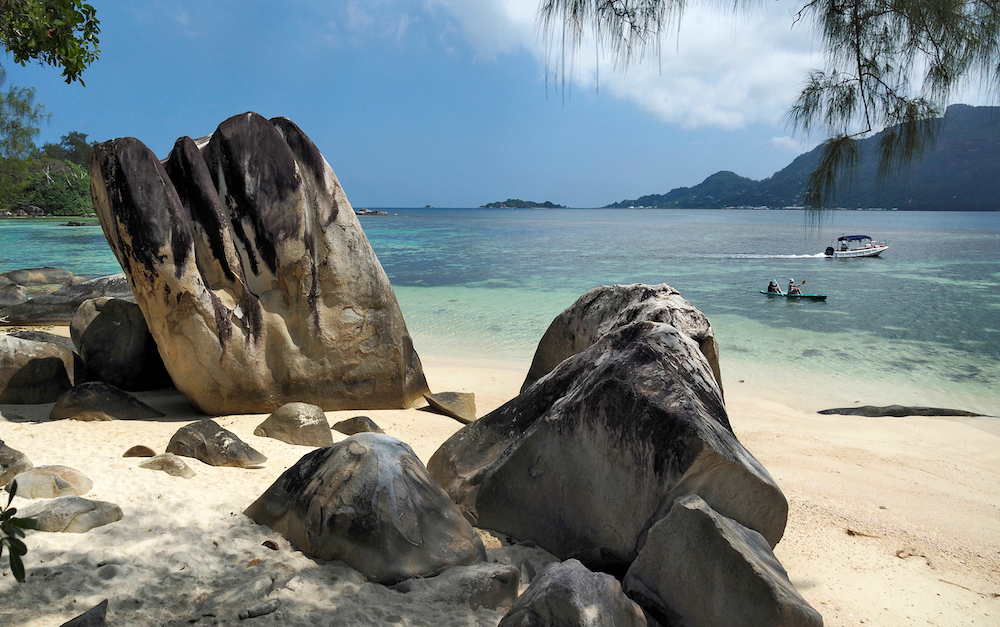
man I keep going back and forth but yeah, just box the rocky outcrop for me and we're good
[123,445,155,457]
[2,267,76,286]
[0,284,28,307]
[429,321,786,575]
[0,439,32,487]
[58,599,108,627]
[623,495,822,627]
[7,465,92,498]
[499,559,647,627]
[819,405,985,417]
[245,433,485,584]
[90,112,429,414]
[0,334,75,403]
[332,415,384,435]
[166,419,266,468]
[20,496,122,533]
[254,402,333,447]
[0,274,132,325]
[521,284,722,395]
[424,392,477,424]
[72,298,172,391]
[139,453,196,478]
[49,382,165,421]
[390,562,521,611]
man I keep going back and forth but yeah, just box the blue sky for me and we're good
[2,0,962,207]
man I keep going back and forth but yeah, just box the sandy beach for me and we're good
[1,326,998,626]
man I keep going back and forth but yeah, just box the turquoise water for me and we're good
[3,210,998,414]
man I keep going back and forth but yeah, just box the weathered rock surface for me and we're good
[0,284,28,307]
[429,321,786,575]
[623,495,822,627]
[391,562,521,611]
[20,496,123,533]
[499,559,647,627]
[819,405,985,417]
[0,439,32,487]
[425,391,477,423]
[332,415,384,435]
[49,382,165,421]
[139,453,196,478]
[0,274,132,325]
[2,267,76,286]
[72,298,172,390]
[166,419,266,468]
[245,433,485,584]
[0,334,74,403]
[58,598,108,627]
[90,112,429,414]
[521,284,723,395]
[254,402,333,447]
[7,329,77,354]
[7,465,93,498]
[123,445,156,457]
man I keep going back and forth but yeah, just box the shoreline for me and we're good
[2,328,999,625]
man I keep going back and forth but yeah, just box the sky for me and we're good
[1,0,983,207]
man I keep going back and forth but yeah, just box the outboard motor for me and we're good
[825,246,835,256]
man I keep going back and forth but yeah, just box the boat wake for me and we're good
[697,253,829,260]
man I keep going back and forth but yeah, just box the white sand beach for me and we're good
[1,326,998,626]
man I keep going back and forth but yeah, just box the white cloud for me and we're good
[427,0,820,130]
[770,135,809,152]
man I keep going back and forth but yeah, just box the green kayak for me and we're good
[760,290,827,301]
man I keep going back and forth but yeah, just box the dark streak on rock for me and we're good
[204,112,301,278]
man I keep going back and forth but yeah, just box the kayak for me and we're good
[760,290,827,301]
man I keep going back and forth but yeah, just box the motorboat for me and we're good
[824,235,888,258]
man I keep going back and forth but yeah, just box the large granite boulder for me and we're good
[499,559,647,627]
[49,382,165,421]
[429,321,786,575]
[245,433,485,584]
[72,298,173,391]
[254,402,333,447]
[90,112,428,414]
[521,284,722,395]
[4,330,82,383]
[166,419,266,468]
[0,334,74,403]
[0,274,132,325]
[623,495,823,627]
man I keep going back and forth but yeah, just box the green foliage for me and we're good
[0,480,36,583]
[41,130,93,166]
[0,0,101,84]
[0,71,46,159]
[19,159,91,214]
[538,0,1000,206]
[480,198,566,208]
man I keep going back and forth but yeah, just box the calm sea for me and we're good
[2,209,998,415]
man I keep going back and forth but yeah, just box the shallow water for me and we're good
[3,209,998,414]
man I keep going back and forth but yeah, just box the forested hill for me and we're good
[606,104,1000,210]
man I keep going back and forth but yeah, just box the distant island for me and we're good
[606,104,999,211]
[480,199,566,209]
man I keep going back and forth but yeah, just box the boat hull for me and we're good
[830,245,887,258]
[760,291,827,301]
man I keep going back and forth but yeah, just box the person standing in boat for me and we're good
[788,278,804,295]
[767,279,782,294]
